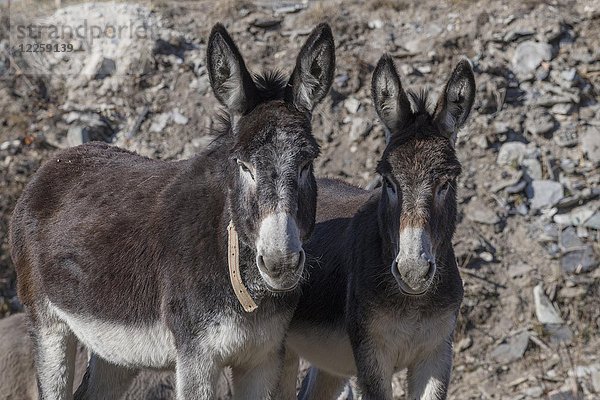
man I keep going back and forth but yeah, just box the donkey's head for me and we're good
[371,55,475,296]
[207,23,334,292]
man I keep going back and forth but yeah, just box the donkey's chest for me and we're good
[288,311,455,377]
[370,311,456,370]
[201,313,290,366]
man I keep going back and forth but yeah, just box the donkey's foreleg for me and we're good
[348,323,393,400]
[406,338,452,400]
[232,348,282,400]
[274,346,299,400]
[32,316,77,400]
[74,353,139,400]
[298,367,347,400]
[175,350,220,400]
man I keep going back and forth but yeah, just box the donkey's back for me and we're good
[10,142,187,322]
[315,178,374,222]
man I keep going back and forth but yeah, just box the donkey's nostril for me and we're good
[257,255,266,270]
[297,249,306,269]
[427,260,435,277]
[420,253,436,278]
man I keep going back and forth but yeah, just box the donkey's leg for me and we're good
[298,367,346,400]
[231,349,282,400]
[74,353,139,400]
[275,347,300,400]
[175,349,220,399]
[348,320,394,400]
[32,316,77,400]
[406,338,452,400]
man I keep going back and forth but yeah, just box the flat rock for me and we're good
[551,103,575,115]
[491,170,523,192]
[548,389,577,400]
[545,323,573,344]
[528,180,564,210]
[490,331,530,364]
[592,367,600,393]
[553,206,596,227]
[583,212,600,230]
[560,226,583,250]
[349,118,373,142]
[580,126,600,163]
[497,142,527,166]
[368,19,384,29]
[561,245,599,273]
[534,284,564,324]
[251,18,283,29]
[525,109,556,136]
[523,386,544,397]
[344,97,361,114]
[66,126,90,147]
[95,58,116,80]
[171,109,188,125]
[521,158,542,180]
[465,200,500,225]
[456,336,473,352]
[404,37,425,53]
[150,113,170,133]
[538,223,560,242]
[553,127,578,147]
[512,41,553,78]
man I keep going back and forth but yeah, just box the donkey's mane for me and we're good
[385,89,443,148]
[254,70,288,101]
[407,89,432,117]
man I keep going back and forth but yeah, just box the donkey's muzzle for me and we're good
[257,249,305,292]
[392,227,436,295]
[392,253,436,296]
[256,212,305,292]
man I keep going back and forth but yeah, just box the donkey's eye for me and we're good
[383,176,396,194]
[236,160,255,180]
[299,162,311,178]
[437,181,451,197]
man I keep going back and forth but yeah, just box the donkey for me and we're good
[278,55,475,400]
[9,22,335,400]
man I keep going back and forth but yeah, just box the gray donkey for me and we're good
[9,23,334,399]
[278,55,475,400]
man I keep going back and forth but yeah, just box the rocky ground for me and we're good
[0,0,599,399]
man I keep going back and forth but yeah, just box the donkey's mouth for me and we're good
[256,247,305,293]
[257,260,305,293]
[264,280,301,293]
[390,263,435,296]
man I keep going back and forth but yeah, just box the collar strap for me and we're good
[227,221,258,313]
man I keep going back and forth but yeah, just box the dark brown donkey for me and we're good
[9,23,334,399]
[278,56,475,400]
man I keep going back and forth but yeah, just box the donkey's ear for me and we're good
[371,54,412,140]
[207,23,258,115]
[285,23,335,113]
[433,59,476,145]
